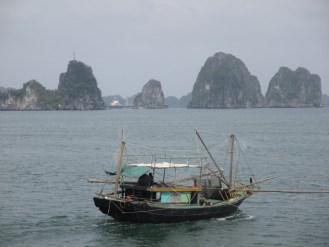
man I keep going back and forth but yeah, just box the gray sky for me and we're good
[1,0,328,97]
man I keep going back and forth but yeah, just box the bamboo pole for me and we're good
[89,170,223,185]
[241,189,329,193]
[229,134,235,189]
[231,176,279,190]
[195,129,229,187]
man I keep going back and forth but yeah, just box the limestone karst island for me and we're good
[0,52,326,110]
[0,60,104,110]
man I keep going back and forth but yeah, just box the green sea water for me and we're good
[1,108,328,247]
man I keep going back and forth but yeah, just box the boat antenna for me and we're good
[195,129,229,187]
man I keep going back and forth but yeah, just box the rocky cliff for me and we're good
[133,79,166,108]
[0,80,60,110]
[189,52,264,108]
[265,67,321,107]
[58,60,104,110]
[165,93,192,108]
[0,60,104,110]
[179,92,192,108]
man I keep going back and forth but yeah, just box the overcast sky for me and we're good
[1,0,328,97]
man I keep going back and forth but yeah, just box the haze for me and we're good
[1,0,328,97]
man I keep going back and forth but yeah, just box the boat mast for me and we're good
[229,134,235,189]
[114,140,126,196]
[195,129,229,187]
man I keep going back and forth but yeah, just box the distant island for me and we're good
[133,79,167,109]
[104,52,324,110]
[265,67,322,107]
[103,92,192,109]
[188,52,322,109]
[165,93,192,108]
[102,80,168,109]
[0,60,104,110]
[189,52,264,108]
[0,52,326,110]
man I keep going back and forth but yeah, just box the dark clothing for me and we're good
[138,174,153,187]
[149,173,154,185]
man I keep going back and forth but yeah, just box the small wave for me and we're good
[243,215,254,220]
[216,217,228,221]
[216,212,254,221]
[94,219,116,227]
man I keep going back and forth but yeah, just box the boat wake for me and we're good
[216,211,254,221]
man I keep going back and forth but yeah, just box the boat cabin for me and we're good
[119,161,203,204]
[116,160,232,204]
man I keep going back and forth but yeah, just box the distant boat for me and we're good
[107,100,124,109]
[90,131,254,223]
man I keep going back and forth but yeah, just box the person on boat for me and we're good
[136,173,153,199]
[138,173,153,187]
[149,173,154,185]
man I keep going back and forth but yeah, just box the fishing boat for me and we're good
[90,130,329,223]
[90,130,256,223]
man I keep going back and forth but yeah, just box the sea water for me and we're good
[0,108,328,247]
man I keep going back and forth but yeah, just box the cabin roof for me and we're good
[147,186,202,192]
[126,162,200,169]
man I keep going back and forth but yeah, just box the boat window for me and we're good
[160,192,191,203]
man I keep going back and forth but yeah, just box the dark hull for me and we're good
[93,196,247,223]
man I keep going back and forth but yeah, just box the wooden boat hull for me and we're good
[93,196,247,223]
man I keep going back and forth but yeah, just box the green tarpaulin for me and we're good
[121,166,151,177]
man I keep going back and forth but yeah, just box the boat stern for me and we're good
[93,196,111,215]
